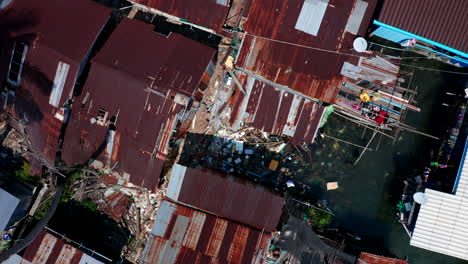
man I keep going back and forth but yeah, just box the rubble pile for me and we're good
[1,129,28,158]
[68,169,167,262]
[179,128,315,196]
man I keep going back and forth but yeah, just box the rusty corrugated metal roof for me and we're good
[131,0,230,33]
[358,252,408,264]
[142,200,271,264]
[340,52,401,88]
[377,0,468,54]
[166,164,284,232]
[0,0,110,165]
[229,71,325,144]
[236,0,378,104]
[21,231,104,264]
[62,18,215,191]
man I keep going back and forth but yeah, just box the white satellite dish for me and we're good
[413,192,429,205]
[353,37,368,52]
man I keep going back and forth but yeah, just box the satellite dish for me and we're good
[413,192,429,205]
[353,37,368,52]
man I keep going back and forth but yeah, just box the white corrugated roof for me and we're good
[410,138,468,260]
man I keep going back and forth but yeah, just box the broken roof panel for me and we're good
[229,72,325,144]
[377,0,468,54]
[19,230,106,264]
[358,252,408,264]
[236,0,378,104]
[166,164,284,232]
[236,35,344,104]
[130,0,230,33]
[0,0,110,165]
[62,18,215,191]
[142,200,271,264]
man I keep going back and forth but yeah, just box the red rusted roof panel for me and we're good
[0,0,110,165]
[229,72,325,144]
[237,33,343,104]
[377,0,468,53]
[93,18,216,98]
[132,0,229,33]
[174,166,284,232]
[237,0,378,104]
[62,18,215,191]
[142,200,271,264]
[0,0,110,61]
[21,231,104,264]
[359,252,408,264]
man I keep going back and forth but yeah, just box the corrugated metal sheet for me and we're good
[229,72,325,144]
[358,252,407,264]
[142,200,271,264]
[237,34,344,104]
[21,231,104,264]
[62,18,215,191]
[340,53,400,88]
[167,164,284,232]
[237,0,378,104]
[2,254,30,264]
[345,0,368,35]
[130,0,230,33]
[295,0,329,36]
[410,136,468,260]
[0,0,110,165]
[410,189,468,260]
[377,0,468,54]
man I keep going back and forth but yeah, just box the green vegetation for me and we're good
[79,199,98,213]
[60,170,82,203]
[304,208,333,228]
[34,197,52,221]
[14,161,34,183]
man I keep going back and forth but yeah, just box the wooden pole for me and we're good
[391,123,439,140]
[322,134,373,151]
[354,130,377,165]
[332,111,395,140]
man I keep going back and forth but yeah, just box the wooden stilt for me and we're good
[322,134,373,151]
[354,130,377,165]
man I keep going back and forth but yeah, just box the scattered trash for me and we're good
[286,180,295,188]
[326,182,339,191]
[269,160,279,171]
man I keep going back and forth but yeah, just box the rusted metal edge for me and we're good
[235,67,321,104]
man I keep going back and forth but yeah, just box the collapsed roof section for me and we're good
[229,71,325,144]
[62,18,215,192]
[0,0,110,168]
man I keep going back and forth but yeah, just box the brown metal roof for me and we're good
[377,0,468,53]
[229,71,325,144]
[237,0,378,104]
[21,231,105,264]
[358,252,408,264]
[131,0,230,33]
[142,200,271,264]
[0,0,110,165]
[166,164,284,232]
[62,18,215,191]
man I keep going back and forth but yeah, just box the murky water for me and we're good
[314,66,468,264]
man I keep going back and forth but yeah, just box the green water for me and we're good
[313,67,468,264]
